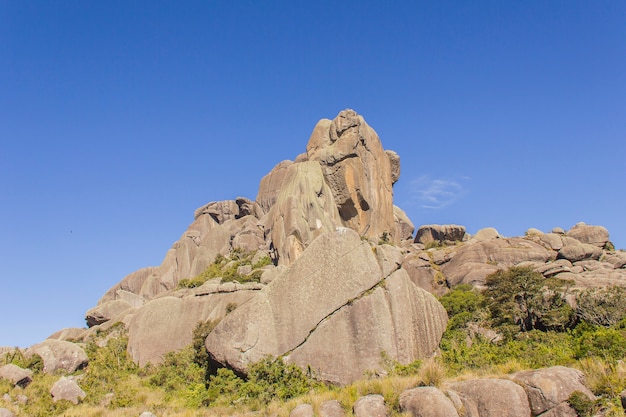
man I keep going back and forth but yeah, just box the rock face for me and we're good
[415,225,466,245]
[26,340,88,374]
[510,366,594,416]
[76,109,626,388]
[306,109,396,243]
[399,387,459,417]
[0,364,32,388]
[206,229,447,385]
[127,288,259,366]
[50,377,86,405]
[450,378,531,417]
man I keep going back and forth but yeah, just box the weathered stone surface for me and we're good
[399,386,459,417]
[256,160,294,213]
[375,244,404,277]
[353,394,387,417]
[307,110,396,243]
[566,223,609,247]
[262,160,341,266]
[50,377,86,404]
[415,225,466,245]
[442,238,553,287]
[290,403,314,417]
[86,299,133,327]
[510,366,594,415]
[556,269,626,289]
[0,364,32,388]
[206,229,447,384]
[139,412,157,417]
[386,150,400,185]
[0,408,16,417]
[287,269,447,384]
[557,244,603,262]
[206,229,383,375]
[450,378,531,417]
[26,340,88,374]
[526,228,544,236]
[606,251,626,269]
[538,402,578,417]
[401,252,443,295]
[128,290,257,366]
[320,400,345,417]
[538,233,565,250]
[47,327,86,341]
[393,205,415,243]
[472,227,501,241]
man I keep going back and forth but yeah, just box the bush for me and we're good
[438,284,485,330]
[575,286,626,327]
[242,356,316,403]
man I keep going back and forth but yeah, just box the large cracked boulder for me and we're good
[206,229,447,385]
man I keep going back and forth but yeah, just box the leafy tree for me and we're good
[483,266,574,333]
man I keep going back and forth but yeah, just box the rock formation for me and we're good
[69,109,625,384]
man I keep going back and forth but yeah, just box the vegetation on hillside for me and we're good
[3,266,626,416]
[177,249,272,288]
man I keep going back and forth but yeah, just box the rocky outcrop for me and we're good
[76,109,625,389]
[566,223,609,247]
[399,387,459,417]
[450,378,531,417]
[47,328,86,342]
[510,366,595,416]
[0,364,32,388]
[353,394,387,417]
[128,288,259,366]
[206,229,447,385]
[397,366,591,417]
[306,110,397,243]
[50,377,86,404]
[415,225,466,245]
[25,340,88,374]
[441,238,554,287]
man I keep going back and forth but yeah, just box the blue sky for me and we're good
[1,1,624,348]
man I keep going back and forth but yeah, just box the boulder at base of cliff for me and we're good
[206,229,448,385]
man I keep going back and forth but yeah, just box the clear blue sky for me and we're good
[1,1,624,348]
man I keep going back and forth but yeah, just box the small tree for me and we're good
[483,266,574,333]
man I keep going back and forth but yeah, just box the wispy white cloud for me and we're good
[408,175,469,209]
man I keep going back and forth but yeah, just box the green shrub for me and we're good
[439,284,485,330]
[574,325,626,361]
[147,346,205,393]
[242,356,317,404]
[568,391,598,417]
[576,286,626,327]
